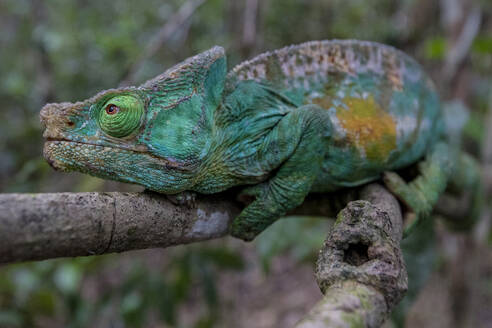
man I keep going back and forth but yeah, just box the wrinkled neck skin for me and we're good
[192,81,296,193]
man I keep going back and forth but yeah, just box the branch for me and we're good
[242,0,259,49]
[474,94,492,242]
[0,178,470,264]
[296,184,407,327]
[0,177,477,266]
[441,1,482,82]
[0,184,423,325]
[0,190,360,264]
[0,192,240,264]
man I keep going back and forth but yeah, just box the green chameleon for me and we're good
[40,40,474,241]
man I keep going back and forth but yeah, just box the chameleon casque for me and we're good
[41,40,462,241]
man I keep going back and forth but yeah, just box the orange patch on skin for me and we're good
[334,95,397,162]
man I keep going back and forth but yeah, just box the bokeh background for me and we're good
[0,0,491,327]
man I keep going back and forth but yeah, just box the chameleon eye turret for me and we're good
[98,95,144,138]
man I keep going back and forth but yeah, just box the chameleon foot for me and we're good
[383,171,429,236]
[166,191,197,208]
[383,142,453,237]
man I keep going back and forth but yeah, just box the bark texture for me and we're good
[296,184,407,328]
[0,188,361,264]
[0,184,408,327]
[0,191,241,263]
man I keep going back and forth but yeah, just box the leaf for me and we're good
[423,37,447,60]
[472,37,492,54]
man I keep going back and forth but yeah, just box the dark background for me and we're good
[0,0,491,327]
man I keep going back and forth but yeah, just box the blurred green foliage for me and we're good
[0,0,491,326]
[0,246,243,328]
[255,216,331,272]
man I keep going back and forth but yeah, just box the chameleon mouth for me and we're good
[43,140,117,172]
[43,140,156,189]
[43,140,193,173]
[45,137,148,153]
[43,140,196,193]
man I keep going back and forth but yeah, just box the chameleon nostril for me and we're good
[67,121,75,127]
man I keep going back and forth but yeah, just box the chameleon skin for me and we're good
[40,40,449,241]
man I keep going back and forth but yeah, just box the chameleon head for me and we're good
[40,46,227,193]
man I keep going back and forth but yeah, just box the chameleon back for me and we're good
[226,40,443,191]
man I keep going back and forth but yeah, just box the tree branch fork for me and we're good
[1,184,407,327]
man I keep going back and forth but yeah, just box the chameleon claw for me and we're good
[166,191,197,207]
[237,183,268,205]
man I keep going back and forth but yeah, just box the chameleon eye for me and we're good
[99,95,144,138]
[105,104,119,115]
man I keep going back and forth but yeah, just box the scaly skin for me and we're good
[40,40,456,241]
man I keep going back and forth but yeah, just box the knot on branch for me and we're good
[315,200,408,309]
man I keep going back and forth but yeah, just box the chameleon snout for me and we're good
[40,102,79,140]
[40,102,82,171]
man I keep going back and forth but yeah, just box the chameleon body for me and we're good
[40,40,454,241]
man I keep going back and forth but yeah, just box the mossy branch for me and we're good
[296,184,407,328]
[5,183,471,326]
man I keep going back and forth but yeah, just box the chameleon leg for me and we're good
[383,142,454,237]
[230,105,331,241]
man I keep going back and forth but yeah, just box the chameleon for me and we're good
[40,39,472,241]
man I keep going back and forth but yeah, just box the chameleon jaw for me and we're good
[43,140,169,172]
[43,140,156,184]
[43,140,197,193]
[43,142,68,171]
[43,140,108,172]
